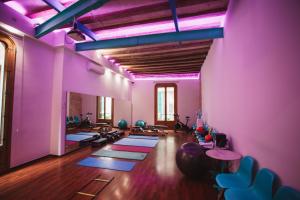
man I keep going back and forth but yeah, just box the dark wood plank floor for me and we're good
[0,132,217,200]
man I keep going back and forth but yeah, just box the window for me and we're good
[97,96,114,122]
[155,83,177,127]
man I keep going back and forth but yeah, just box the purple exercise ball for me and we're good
[176,142,210,178]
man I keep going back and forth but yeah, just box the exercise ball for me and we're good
[118,119,128,129]
[135,120,146,129]
[176,142,210,179]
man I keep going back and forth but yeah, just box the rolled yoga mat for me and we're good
[111,145,152,153]
[127,135,159,140]
[78,157,136,171]
[114,138,159,147]
[92,149,147,160]
[66,134,93,141]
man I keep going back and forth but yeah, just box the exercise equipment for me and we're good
[79,112,93,128]
[66,134,94,142]
[118,119,128,129]
[92,149,147,160]
[174,114,192,133]
[110,145,153,153]
[91,138,107,148]
[70,174,114,200]
[224,168,275,200]
[114,138,158,147]
[135,120,146,129]
[176,142,210,178]
[73,115,80,126]
[205,134,213,142]
[78,157,136,171]
[128,135,159,140]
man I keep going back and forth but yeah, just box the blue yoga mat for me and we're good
[78,157,136,171]
[76,132,100,137]
[66,134,93,141]
[128,135,159,140]
[92,149,147,160]
[114,138,158,147]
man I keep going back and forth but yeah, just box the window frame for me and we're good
[154,83,177,127]
[96,96,114,124]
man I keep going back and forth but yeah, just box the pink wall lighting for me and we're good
[134,73,199,81]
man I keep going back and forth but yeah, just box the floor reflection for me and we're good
[156,136,176,177]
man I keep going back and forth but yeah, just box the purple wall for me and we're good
[11,36,55,167]
[201,0,300,189]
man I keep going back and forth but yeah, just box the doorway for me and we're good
[154,83,177,128]
[0,32,16,173]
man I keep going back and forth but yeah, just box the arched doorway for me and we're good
[0,31,16,173]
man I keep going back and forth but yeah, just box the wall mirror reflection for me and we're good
[65,92,131,154]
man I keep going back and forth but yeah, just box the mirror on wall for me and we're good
[65,92,131,154]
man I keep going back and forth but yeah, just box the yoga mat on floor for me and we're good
[92,149,147,160]
[76,132,100,137]
[111,145,152,153]
[127,135,159,140]
[66,134,93,141]
[78,157,136,171]
[114,138,158,147]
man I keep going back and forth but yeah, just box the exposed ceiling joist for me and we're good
[35,0,109,38]
[42,0,98,41]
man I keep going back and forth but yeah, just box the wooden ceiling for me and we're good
[100,40,212,75]
[3,0,229,76]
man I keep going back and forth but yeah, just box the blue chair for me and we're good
[216,156,255,189]
[225,168,275,200]
[273,186,300,200]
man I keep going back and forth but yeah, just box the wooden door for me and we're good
[0,32,16,173]
[154,83,177,128]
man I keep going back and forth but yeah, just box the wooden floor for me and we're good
[0,132,217,200]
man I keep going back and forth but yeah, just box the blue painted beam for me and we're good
[36,0,109,38]
[76,28,224,51]
[168,0,179,32]
[43,0,65,12]
[42,0,98,41]
[76,21,98,41]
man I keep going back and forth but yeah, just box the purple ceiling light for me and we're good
[134,73,199,81]
[96,13,226,40]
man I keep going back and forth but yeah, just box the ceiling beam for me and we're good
[101,40,212,55]
[168,0,179,32]
[115,52,208,62]
[132,69,201,74]
[125,60,203,68]
[121,58,205,66]
[128,64,201,71]
[108,47,210,58]
[35,0,109,38]
[76,28,223,51]
[117,54,207,63]
[42,0,98,41]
